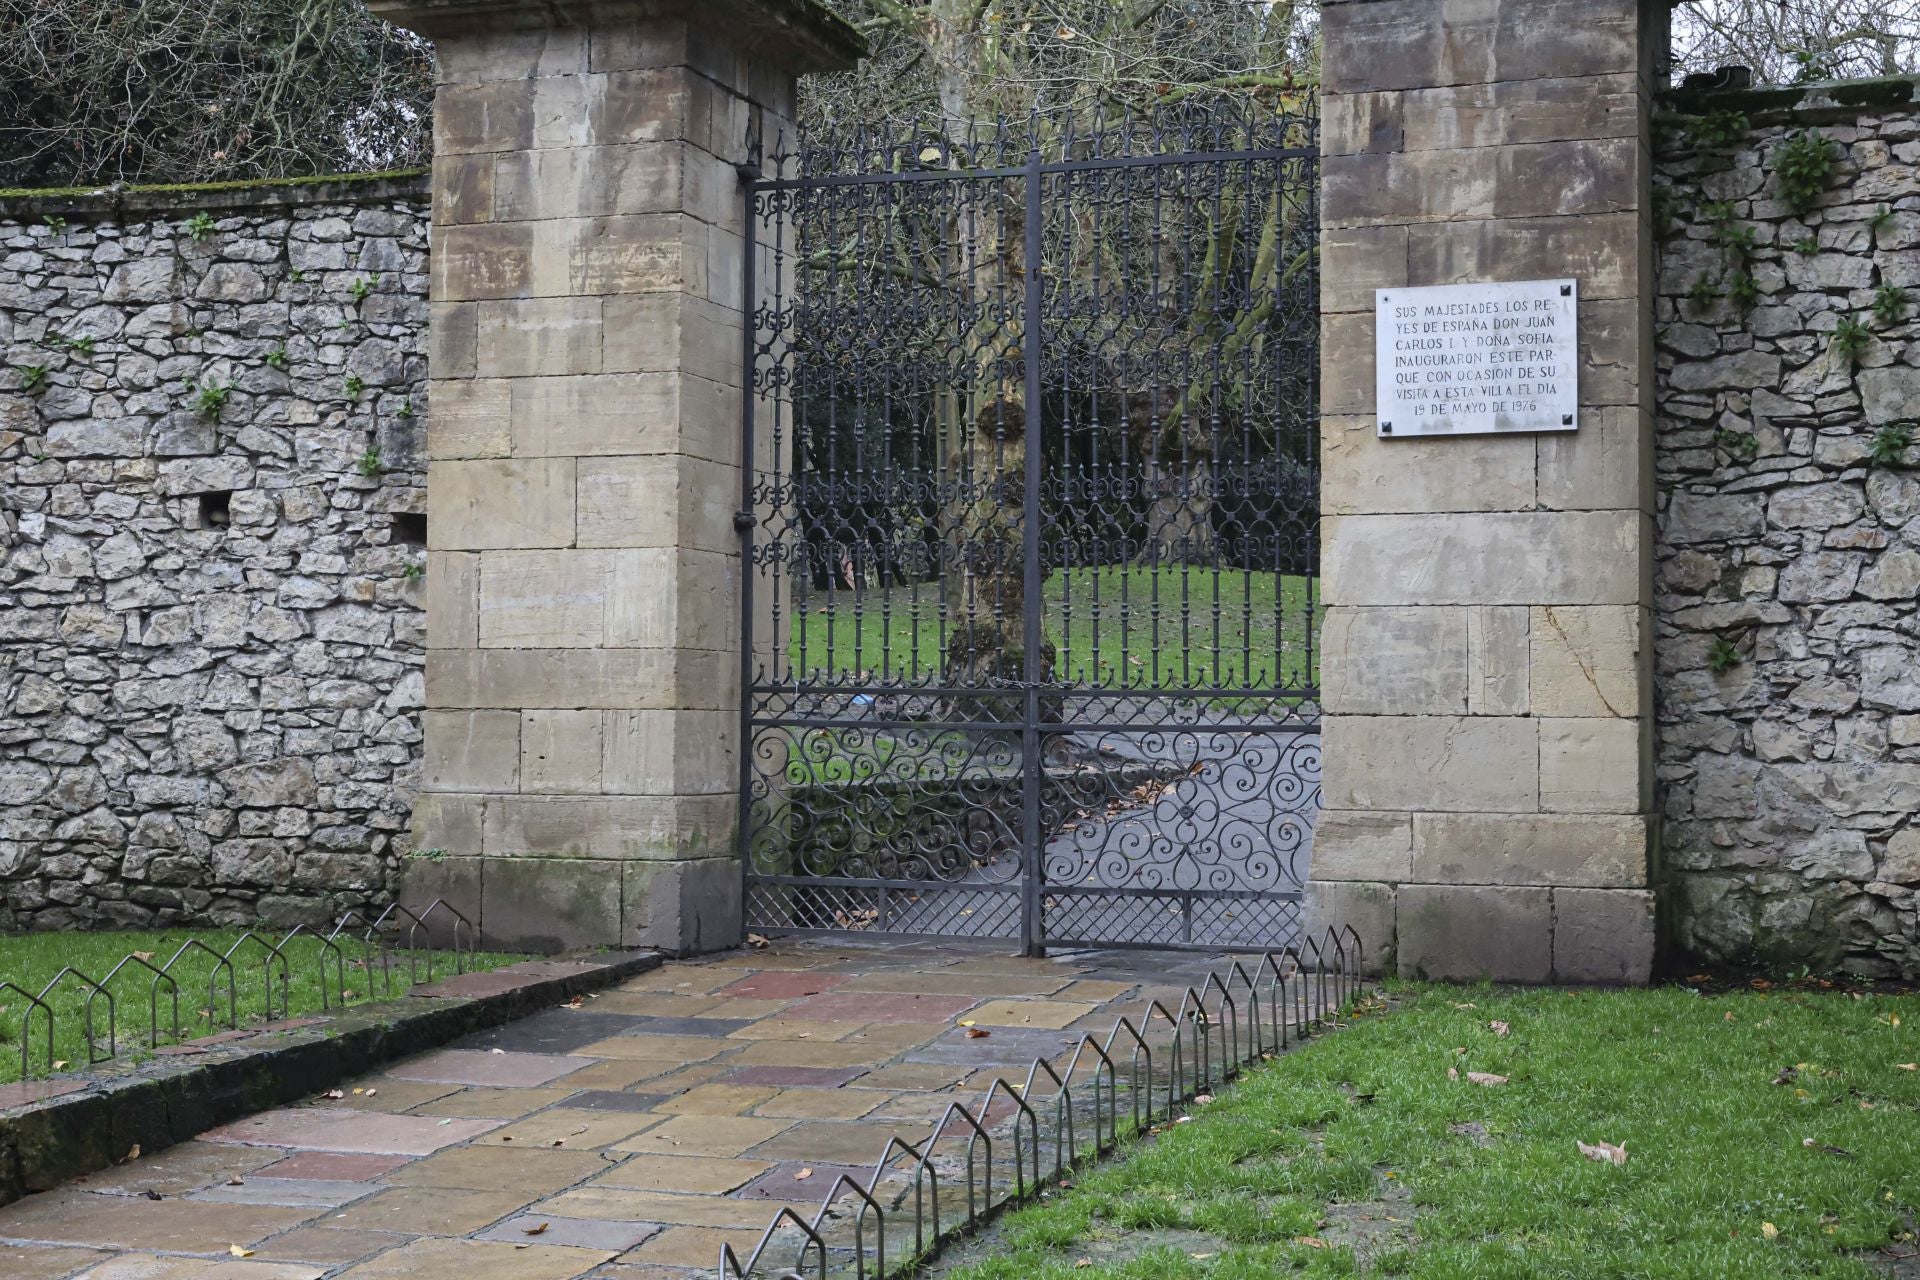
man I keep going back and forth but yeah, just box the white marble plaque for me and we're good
[1375,278,1579,438]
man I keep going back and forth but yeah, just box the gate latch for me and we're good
[733,511,756,532]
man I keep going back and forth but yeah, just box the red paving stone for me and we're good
[256,1150,415,1181]
[0,1079,88,1109]
[0,939,1265,1279]
[712,971,851,1000]
[201,1107,499,1154]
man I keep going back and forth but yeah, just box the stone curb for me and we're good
[0,948,661,1207]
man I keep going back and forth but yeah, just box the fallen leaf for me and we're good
[1772,1066,1798,1086]
[1576,1139,1627,1166]
[1174,1115,1193,1124]
[489,1048,506,1055]
[365,1088,377,1097]
[1074,1260,1092,1269]
[1489,1021,1510,1037]
[1293,1237,1328,1249]
[1898,1063,1918,1071]
[1448,1002,1476,1010]
[120,1144,140,1164]
[549,1139,565,1147]
[1193,1094,1214,1105]
[795,1168,813,1181]
[522,1222,549,1236]
[1466,1072,1508,1087]
[227,1176,244,1186]
[322,1090,345,1100]
[919,146,943,164]
[52,1060,69,1071]
[1762,1222,1779,1240]
[965,1028,990,1039]
[143,1189,163,1201]
[1447,1067,1459,1081]
[132,951,154,962]
[229,1246,254,1258]
[352,1088,365,1096]
[1802,1137,1853,1158]
[564,996,584,1010]
[746,933,770,949]
[958,1020,976,1028]
[1190,1252,1216,1259]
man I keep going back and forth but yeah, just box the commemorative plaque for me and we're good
[1374,278,1579,438]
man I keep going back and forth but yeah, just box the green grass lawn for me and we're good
[937,982,1920,1280]
[787,566,1320,691]
[0,928,528,1084]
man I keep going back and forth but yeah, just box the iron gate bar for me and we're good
[740,103,1320,953]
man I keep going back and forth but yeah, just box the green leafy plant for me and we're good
[41,214,66,234]
[395,398,414,419]
[1792,235,1820,257]
[348,274,380,301]
[1713,223,1758,257]
[345,374,366,400]
[1686,275,1722,310]
[402,561,425,582]
[185,211,216,242]
[1726,271,1759,307]
[1700,199,1737,226]
[1651,185,1679,239]
[289,268,308,284]
[1706,637,1743,674]
[1870,423,1914,467]
[1831,316,1872,364]
[1868,205,1895,234]
[1771,130,1835,214]
[355,446,384,477]
[1790,48,1836,83]
[264,343,289,371]
[1872,284,1909,327]
[194,381,230,416]
[1713,426,1759,460]
[1689,110,1749,153]
[51,333,95,355]
[18,363,48,391]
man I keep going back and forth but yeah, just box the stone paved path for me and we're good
[0,938,1278,1280]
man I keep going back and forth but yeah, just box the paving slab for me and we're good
[0,940,1257,1280]
[201,1108,499,1155]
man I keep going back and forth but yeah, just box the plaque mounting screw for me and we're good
[1562,414,1574,426]
[1381,421,1394,435]
[1560,284,1573,297]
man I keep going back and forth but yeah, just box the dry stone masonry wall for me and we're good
[1656,80,1920,977]
[0,176,430,931]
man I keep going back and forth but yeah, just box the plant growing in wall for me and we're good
[345,375,365,400]
[1686,275,1723,312]
[1830,316,1872,364]
[1870,424,1914,468]
[1869,205,1895,236]
[1872,285,1908,327]
[51,333,95,356]
[18,363,48,391]
[1771,130,1836,214]
[395,398,413,419]
[264,343,289,371]
[1706,636,1744,674]
[194,381,230,415]
[402,561,424,581]
[1792,235,1820,256]
[348,274,379,301]
[185,211,216,242]
[355,445,383,477]
[41,214,66,234]
[1689,110,1750,154]
[1713,426,1760,460]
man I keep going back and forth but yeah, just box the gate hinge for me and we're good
[733,511,757,532]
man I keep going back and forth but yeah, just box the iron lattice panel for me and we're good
[738,104,1321,953]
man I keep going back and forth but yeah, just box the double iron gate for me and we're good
[738,105,1321,954]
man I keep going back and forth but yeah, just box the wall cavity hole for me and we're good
[198,491,232,529]
[393,513,428,546]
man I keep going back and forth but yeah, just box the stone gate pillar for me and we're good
[1312,0,1660,981]
[369,0,862,952]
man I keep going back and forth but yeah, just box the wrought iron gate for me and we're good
[738,105,1320,954]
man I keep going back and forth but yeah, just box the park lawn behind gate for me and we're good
[789,566,1320,691]
[935,983,1920,1280]
[0,928,529,1085]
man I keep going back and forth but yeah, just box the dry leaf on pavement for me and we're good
[522,1222,549,1236]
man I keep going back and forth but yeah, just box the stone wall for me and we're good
[1655,78,1920,977]
[0,174,431,931]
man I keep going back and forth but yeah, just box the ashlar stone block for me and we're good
[1322,716,1538,814]
[1397,884,1552,982]
[1321,607,1468,715]
[428,458,576,551]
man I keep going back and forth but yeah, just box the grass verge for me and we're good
[0,928,528,1085]
[936,983,1920,1279]
[788,566,1318,691]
